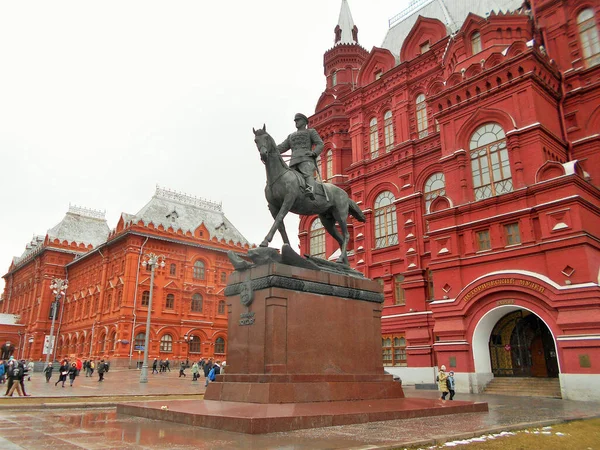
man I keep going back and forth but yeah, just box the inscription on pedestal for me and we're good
[239,311,255,326]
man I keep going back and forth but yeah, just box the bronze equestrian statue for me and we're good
[253,119,365,265]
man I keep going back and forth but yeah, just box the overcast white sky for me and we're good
[0,0,411,291]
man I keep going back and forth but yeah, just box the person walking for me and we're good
[68,363,78,387]
[97,359,106,382]
[43,362,54,383]
[26,360,34,381]
[191,362,199,381]
[447,371,456,400]
[206,364,216,387]
[0,360,5,384]
[179,361,187,378]
[152,358,158,374]
[55,361,69,388]
[165,358,171,372]
[437,365,449,400]
[5,361,23,397]
[88,360,95,377]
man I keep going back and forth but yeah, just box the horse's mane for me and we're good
[256,129,288,170]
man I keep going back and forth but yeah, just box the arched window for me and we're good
[578,9,600,67]
[189,335,201,353]
[471,31,482,54]
[160,334,173,352]
[134,332,145,350]
[193,261,205,280]
[309,218,326,258]
[416,94,428,138]
[215,337,226,354]
[424,172,446,213]
[374,191,398,248]
[141,290,150,307]
[326,150,333,180]
[191,293,203,313]
[169,263,177,276]
[165,294,175,309]
[116,291,122,308]
[105,293,112,311]
[469,123,513,200]
[384,110,394,150]
[218,300,226,315]
[369,118,379,158]
[108,330,117,351]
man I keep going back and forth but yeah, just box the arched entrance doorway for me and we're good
[489,310,559,378]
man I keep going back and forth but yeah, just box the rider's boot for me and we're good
[304,185,315,200]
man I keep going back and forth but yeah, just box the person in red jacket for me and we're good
[76,358,83,376]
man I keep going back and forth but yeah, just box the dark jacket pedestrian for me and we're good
[152,359,158,374]
[43,363,54,382]
[68,363,78,386]
[55,363,69,387]
[5,361,23,396]
[447,371,456,400]
[179,362,186,377]
[97,360,106,381]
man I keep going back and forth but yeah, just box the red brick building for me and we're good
[300,0,600,400]
[1,187,251,367]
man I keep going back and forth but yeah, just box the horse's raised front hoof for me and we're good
[260,240,269,247]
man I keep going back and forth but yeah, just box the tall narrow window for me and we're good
[331,70,337,87]
[384,110,394,151]
[193,261,205,280]
[191,293,203,313]
[420,41,430,53]
[369,118,379,158]
[326,150,333,180]
[189,335,201,353]
[424,173,446,213]
[134,333,146,350]
[218,300,226,315]
[220,272,227,283]
[169,263,177,276]
[394,275,406,305]
[141,290,150,307]
[476,230,491,251]
[215,337,226,354]
[505,223,521,246]
[416,94,428,138]
[470,123,513,200]
[310,218,326,258]
[165,294,175,309]
[578,9,600,67]
[471,31,482,54]
[160,334,173,352]
[374,191,398,248]
[426,269,435,301]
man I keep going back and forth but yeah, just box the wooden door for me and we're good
[530,335,547,377]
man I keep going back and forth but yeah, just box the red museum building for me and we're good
[300,0,600,400]
[1,187,252,367]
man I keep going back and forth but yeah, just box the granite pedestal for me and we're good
[119,262,487,433]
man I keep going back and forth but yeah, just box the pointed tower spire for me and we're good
[334,0,359,45]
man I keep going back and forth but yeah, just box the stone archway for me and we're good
[488,310,559,378]
[471,305,561,388]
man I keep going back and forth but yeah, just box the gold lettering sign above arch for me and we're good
[463,278,546,303]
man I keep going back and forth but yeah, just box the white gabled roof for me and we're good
[382,0,525,59]
[124,186,250,246]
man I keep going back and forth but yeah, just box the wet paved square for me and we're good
[1,369,600,448]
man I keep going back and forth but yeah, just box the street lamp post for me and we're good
[46,278,68,365]
[139,253,165,383]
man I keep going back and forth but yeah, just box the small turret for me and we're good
[323,0,369,92]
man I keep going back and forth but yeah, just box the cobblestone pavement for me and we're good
[1,370,600,449]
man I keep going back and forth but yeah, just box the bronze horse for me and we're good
[253,125,365,265]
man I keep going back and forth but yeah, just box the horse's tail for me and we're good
[348,199,366,223]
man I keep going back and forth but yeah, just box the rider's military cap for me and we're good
[294,113,309,123]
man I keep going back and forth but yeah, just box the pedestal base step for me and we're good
[118,397,488,434]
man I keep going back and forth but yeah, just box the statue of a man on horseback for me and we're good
[276,113,323,200]
[253,123,366,266]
